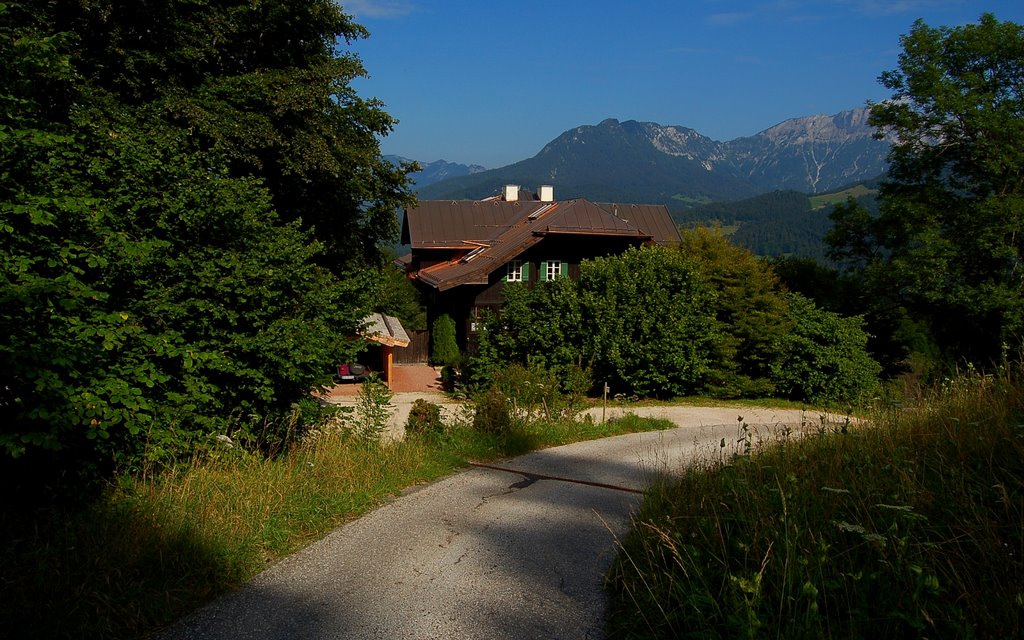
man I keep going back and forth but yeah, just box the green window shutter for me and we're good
[560,261,568,277]
[539,261,548,281]
[522,262,530,281]
[502,265,508,282]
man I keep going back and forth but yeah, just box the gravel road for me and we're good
[156,406,821,640]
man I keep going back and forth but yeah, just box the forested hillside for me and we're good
[676,184,880,261]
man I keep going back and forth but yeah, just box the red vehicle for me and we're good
[335,363,371,383]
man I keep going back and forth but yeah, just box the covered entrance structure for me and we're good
[361,313,411,389]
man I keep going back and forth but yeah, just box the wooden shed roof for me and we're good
[361,313,410,348]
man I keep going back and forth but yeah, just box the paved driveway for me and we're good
[157,407,818,640]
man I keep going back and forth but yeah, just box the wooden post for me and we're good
[385,346,394,388]
[602,382,609,424]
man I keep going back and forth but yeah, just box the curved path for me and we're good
[158,407,820,640]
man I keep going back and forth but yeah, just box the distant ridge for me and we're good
[384,156,486,189]
[416,107,891,206]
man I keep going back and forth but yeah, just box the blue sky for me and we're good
[344,1,1024,168]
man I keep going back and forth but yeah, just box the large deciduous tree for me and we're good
[0,1,414,492]
[48,0,413,264]
[828,14,1024,365]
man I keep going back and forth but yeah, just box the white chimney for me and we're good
[538,185,554,202]
[503,184,520,202]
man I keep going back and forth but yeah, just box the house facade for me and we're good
[400,185,682,350]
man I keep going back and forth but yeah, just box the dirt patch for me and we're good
[321,391,462,441]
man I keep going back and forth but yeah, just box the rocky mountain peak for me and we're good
[756,107,876,145]
[415,106,891,201]
[641,123,717,158]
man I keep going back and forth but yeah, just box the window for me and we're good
[470,306,483,332]
[542,260,566,281]
[505,259,524,282]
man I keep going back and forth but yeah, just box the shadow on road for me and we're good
[157,420,804,639]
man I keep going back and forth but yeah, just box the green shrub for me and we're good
[702,372,777,400]
[472,388,514,435]
[492,363,560,421]
[771,293,881,405]
[353,375,393,443]
[579,245,719,398]
[440,364,461,392]
[405,399,444,436]
[473,246,718,399]
[559,364,593,413]
[469,280,583,392]
[430,314,460,367]
[471,243,879,404]
[488,362,591,422]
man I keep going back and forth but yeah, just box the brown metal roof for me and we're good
[544,200,642,234]
[596,202,683,246]
[402,199,544,248]
[403,195,680,291]
[414,205,554,291]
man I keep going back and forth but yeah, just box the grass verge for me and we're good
[0,409,673,640]
[605,368,1024,639]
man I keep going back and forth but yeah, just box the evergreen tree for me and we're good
[681,228,792,397]
[430,314,460,367]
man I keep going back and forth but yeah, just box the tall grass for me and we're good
[0,406,673,640]
[1,432,453,639]
[605,367,1024,639]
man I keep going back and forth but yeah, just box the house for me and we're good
[400,185,682,350]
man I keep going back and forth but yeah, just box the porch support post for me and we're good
[384,346,394,388]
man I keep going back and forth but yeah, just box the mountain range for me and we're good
[414,107,891,207]
[384,156,486,189]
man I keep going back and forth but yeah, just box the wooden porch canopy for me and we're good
[361,313,410,388]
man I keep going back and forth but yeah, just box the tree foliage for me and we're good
[0,1,413,491]
[770,294,881,405]
[430,314,460,367]
[475,246,719,399]
[471,245,712,399]
[474,277,585,380]
[681,227,792,397]
[48,0,413,264]
[372,262,427,332]
[579,246,718,397]
[828,13,1024,365]
[473,242,880,404]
